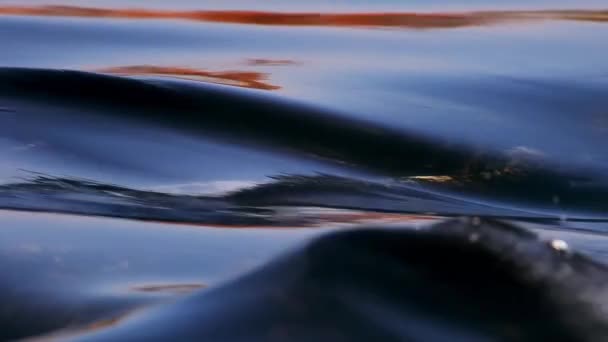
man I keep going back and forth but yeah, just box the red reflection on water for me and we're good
[97,65,281,90]
[0,5,606,28]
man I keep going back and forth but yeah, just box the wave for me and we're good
[31,219,608,341]
[1,67,608,222]
[1,172,589,227]
[2,5,608,342]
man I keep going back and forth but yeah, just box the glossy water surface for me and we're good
[1,1,608,340]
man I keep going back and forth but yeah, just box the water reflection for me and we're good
[0,5,606,29]
[0,210,320,340]
[97,65,281,90]
[24,309,141,342]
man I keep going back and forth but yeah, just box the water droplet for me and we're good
[550,239,568,252]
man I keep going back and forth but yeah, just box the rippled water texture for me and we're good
[1,1,608,341]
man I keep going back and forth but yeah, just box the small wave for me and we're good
[1,68,608,221]
[46,219,608,341]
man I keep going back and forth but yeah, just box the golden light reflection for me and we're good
[97,65,281,90]
[0,5,606,29]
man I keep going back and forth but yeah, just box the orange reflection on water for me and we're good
[97,65,281,90]
[22,309,139,342]
[23,282,204,341]
[0,5,606,29]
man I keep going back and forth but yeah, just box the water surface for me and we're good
[1,1,608,340]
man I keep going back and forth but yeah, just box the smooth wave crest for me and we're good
[1,68,608,220]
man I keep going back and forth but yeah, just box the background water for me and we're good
[1,1,608,340]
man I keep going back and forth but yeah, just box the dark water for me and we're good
[1,1,608,341]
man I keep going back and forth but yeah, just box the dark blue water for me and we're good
[1,1,608,341]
